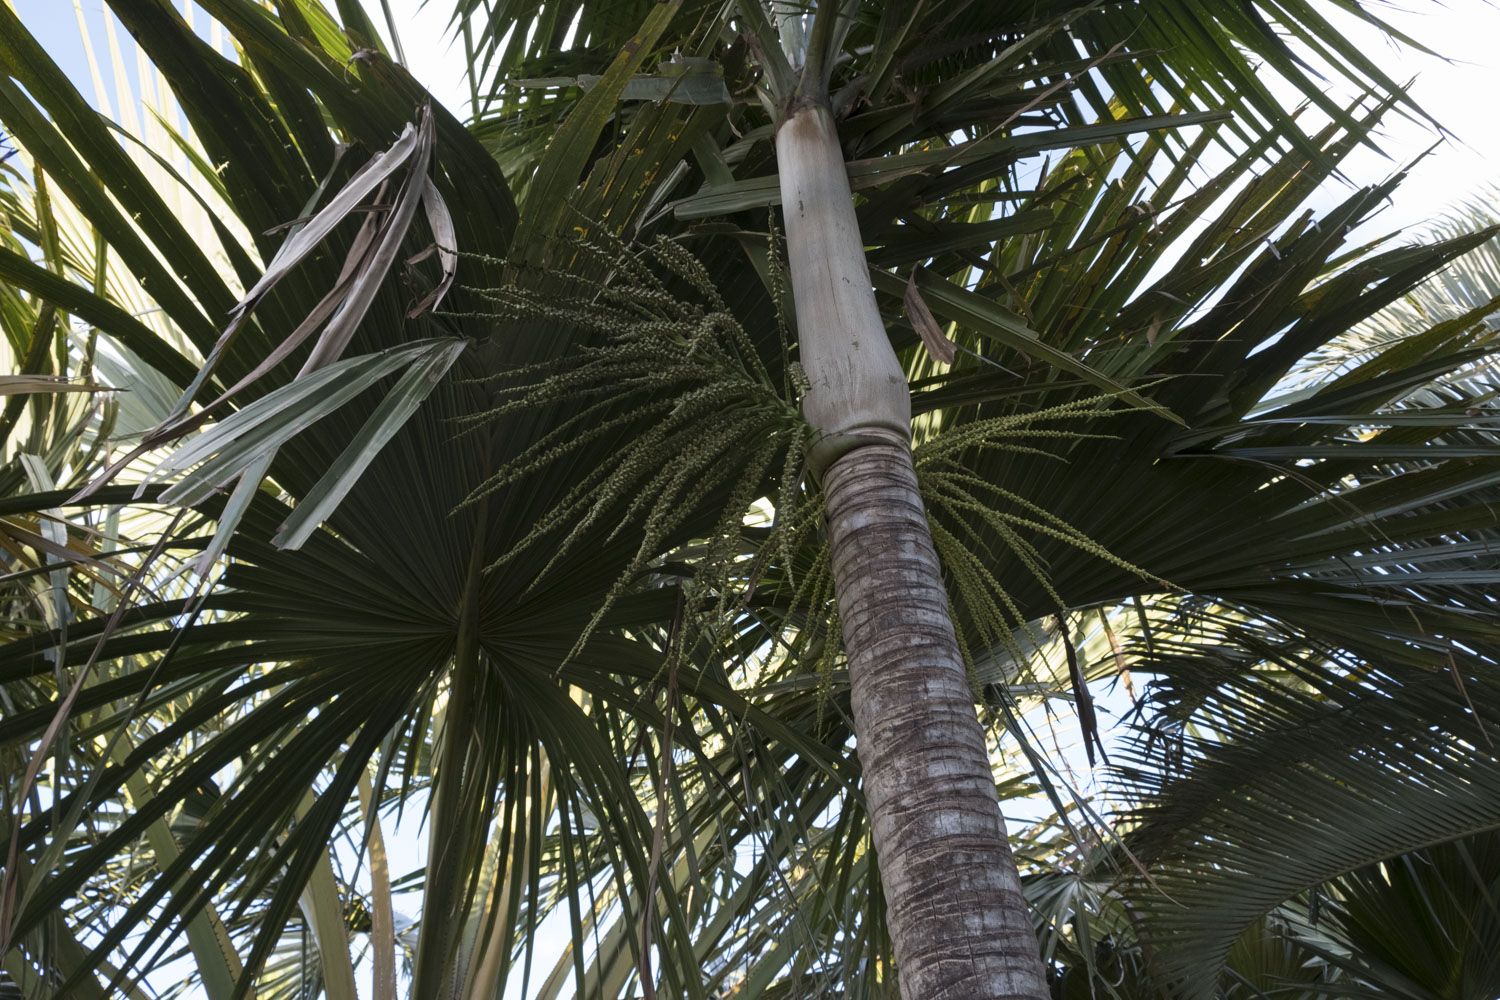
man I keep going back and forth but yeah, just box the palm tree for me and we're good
[2,2,1499,998]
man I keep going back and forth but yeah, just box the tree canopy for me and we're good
[1,2,1499,997]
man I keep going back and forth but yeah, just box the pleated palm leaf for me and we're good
[978,197,1500,999]
[0,155,177,1000]
[1,1,1497,998]
[1050,829,1500,1000]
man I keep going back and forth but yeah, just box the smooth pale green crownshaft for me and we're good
[774,99,911,471]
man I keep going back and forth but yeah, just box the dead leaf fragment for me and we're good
[904,268,956,364]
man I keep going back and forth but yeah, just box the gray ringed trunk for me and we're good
[824,437,1048,999]
[776,101,1049,999]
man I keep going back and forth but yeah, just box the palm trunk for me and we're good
[776,101,1049,999]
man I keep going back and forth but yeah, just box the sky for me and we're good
[1264,1,1500,234]
[11,0,1500,996]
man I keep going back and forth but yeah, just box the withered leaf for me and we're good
[904,267,957,364]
